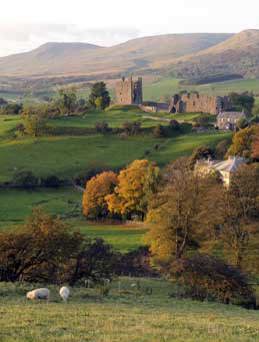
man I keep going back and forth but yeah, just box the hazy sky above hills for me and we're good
[0,0,258,57]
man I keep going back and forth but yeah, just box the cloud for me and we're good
[0,23,141,56]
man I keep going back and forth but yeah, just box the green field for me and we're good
[1,278,259,342]
[144,78,259,101]
[0,189,146,252]
[0,111,230,183]
[74,221,146,252]
[0,188,81,229]
[0,107,230,244]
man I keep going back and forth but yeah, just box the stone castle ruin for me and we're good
[168,93,232,115]
[115,77,143,105]
[115,77,233,116]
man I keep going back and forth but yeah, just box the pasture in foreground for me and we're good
[1,278,259,342]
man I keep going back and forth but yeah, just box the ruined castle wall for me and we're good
[115,77,143,105]
[181,94,219,115]
[115,78,133,105]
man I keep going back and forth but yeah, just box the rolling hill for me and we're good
[0,33,232,78]
[170,30,259,79]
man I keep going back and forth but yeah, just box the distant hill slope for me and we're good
[0,33,232,78]
[170,30,259,79]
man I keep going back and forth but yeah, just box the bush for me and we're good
[171,255,256,308]
[41,175,62,188]
[169,119,180,131]
[193,115,212,128]
[122,121,141,136]
[12,171,39,189]
[215,139,231,159]
[237,117,249,129]
[0,209,116,285]
[190,145,215,167]
[95,121,110,134]
[116,246,157,277]
[0,103,23,115]
[153,125,166,138]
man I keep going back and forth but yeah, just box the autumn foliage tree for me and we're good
[82,171,118,219]
[146,157,217,262]
[251,129,259,161]
[0,208,117,284]
[106,160,160,220]
[202,164,259,269]
[227,124,259,159]
[0,208,83,282]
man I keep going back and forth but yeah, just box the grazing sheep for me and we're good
[59,286,70,302]
[26,288,50,301]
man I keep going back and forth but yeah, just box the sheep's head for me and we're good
[26,291,33,300]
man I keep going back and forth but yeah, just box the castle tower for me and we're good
[115,77,143,105]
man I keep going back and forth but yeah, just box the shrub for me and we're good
[171,254,256,308]
[153,125,166,138]
[12,171,39,189]
[116,246,156,277]
[0,209,116,285]
[169,119,180,131]
[190,145,215,168]
[215,139,231,159]
[122,121,141,136]
[193,115,212,128]
[237,117,249,129]
[0,103,23,115]
[95,121,110,134]
[41,175,62,188]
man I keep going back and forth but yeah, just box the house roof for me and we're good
[210,157,246,173]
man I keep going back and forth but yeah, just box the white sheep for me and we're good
[59,286,70,302]
[26,288,50,301]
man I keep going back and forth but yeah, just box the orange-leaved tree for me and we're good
[82,171,118,219]
[227,124,259,158]
[106,160,160,220]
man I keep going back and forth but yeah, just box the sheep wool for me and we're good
[26,288,50,300]
[59,286,70,302]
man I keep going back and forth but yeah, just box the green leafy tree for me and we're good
[88,82,110,110]
[57,88,77,115]
[229,92,255,115]
[22,104,47,137]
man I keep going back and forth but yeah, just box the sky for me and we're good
[0,0,258,57]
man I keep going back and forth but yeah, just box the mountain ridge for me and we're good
[0,33,233,78]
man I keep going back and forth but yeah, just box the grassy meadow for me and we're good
[1,278,259,342]
[0,189,146,252]
[144,78,259,101]
[0,110,231,183]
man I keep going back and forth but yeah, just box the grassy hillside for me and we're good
[1,279,259,342]
[0,114,230,183]
[144,78,259,101]
[170,29,259,79]
[0,34,232,78]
